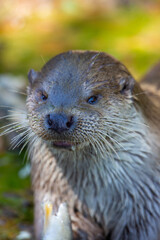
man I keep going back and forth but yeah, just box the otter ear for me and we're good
[28,69,39,85]
[119,77,135,96]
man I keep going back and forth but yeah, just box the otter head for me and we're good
[26,51,135,152]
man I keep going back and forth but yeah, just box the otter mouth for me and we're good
[51,140,88,151]
[52,141,75,150]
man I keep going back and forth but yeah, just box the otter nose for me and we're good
[45,113,75,134]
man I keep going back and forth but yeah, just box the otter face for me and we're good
[27,51,135,151]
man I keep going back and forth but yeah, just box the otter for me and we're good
[19,51,160,239]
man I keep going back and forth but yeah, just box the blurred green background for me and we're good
[1,0,160,78]
[0,0,160,239]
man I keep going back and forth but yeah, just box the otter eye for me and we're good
[87,96,98,104]
[41,92,48,101]
[35,89,48,102]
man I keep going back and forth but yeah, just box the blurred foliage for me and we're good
[0,0,160,238]
[0,0,160,79]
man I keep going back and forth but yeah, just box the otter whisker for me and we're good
[0,105,24,110]
[89,136,101,157]
[91,134,106,158]
[22,133,37,163]
[10,129,31,150]
[83,52,100,76]
[7,112,28,118]
[0,108,27,120]
[102,116,149,128]
[105,125,144,143]
[11,134,29,150]
[27,134,40,162]
[0,121,22,130]
[100,129,128,153]
[40,55,46,64]
[103,127,134,143]
[0,124,27,137]
[8,109,27,114]
[0,115,18,120]
[103,121,135,131]
[103,121,148,142]
[19,131,34,154]
[132,91,150,97]
[97,135,115,162]
[98,136,116,163]
[1,123,27,133]
[93,132,117,162]
[97,133,121,161]
[10,128,30,142]
[102,122,139,137]
[8,89,27,96]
